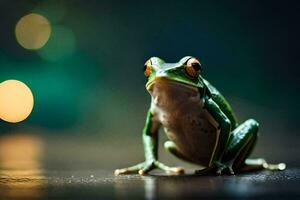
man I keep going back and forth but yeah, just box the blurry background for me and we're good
[0,0,299,172]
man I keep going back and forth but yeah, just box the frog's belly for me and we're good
[149,79,220,167]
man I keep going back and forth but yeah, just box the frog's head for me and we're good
[144,56,204,91]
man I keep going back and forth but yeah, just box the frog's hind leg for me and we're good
[223,119,285,173]
[223,119,264,172]
[164,141,193,163]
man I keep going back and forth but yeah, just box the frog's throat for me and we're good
[146,76,199,91]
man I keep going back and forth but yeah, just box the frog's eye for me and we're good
[143,59,152,77]
[185,58,202,78]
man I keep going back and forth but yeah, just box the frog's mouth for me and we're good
[146,77,199,92]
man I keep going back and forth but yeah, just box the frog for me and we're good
[114,56,286,176]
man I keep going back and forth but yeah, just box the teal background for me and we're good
[0,0,299,168]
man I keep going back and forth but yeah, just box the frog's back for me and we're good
[149,79,220,167]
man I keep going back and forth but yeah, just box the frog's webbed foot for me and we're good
[139,160,184,175]
[238,158,286,172]
[114,160,184,176]
[195,161,235,175]
[114,162,144,175]
[263,162,286,171]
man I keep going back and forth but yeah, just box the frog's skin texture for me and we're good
[115,56,286,176]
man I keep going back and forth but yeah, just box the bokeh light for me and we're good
[38,25,76,61]
[0,134,44,199]
[15,13,51,50]
[0,80,34,123]
[0,133,43,170]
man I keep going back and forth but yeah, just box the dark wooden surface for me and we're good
[0,134,298,199]
[0,168,299,199]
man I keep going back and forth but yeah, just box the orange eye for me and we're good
[185,58,202,78]
[143,59,152,77]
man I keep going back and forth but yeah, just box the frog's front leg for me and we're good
[114,111,184,176]
[196,98,232,175]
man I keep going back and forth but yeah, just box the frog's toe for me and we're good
[139,161,156,175]
[217,164,235,175]
[114,162,145,176]
[225,162,235,174]
[227,166,235,175]
[114,168,137,176]
[114,168,132,176]
[153,161,185,175]
[216,166,226,175]
[215,169,221,175]
[114,169,124,176]
[167,167,184,175]
[195,162,235,175]
[138,169,147,176]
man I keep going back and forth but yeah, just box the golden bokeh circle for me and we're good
[15,13,51,50]
[0,80,34,123]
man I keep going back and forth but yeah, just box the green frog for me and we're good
[115,56,286,176]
